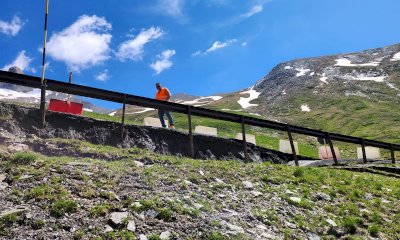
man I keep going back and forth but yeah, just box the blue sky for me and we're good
[1,0,400,109]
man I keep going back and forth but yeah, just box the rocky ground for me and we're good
[0,102,399,239]
[0,138,400,240]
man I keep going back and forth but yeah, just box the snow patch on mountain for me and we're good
[181,96,223,107]
[108,111,117,116]
[344,74,386,82]
[320,73,328,84]
[83,108,93,112]
[295,68,311,77]
[284,66,293,70]
[0,88,51,102]
[237,87,261,109]
[391,52,400,61]
[128,108,155,114]
[335,58,381,67]
[301,105,311,112]
[387,82,400,91]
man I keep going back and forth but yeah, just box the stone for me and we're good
[144,117,168,128]
[127,220,136,232]
[132,202,142,208]
[8,66,24,74]
[242,180,254,189]
[318,146,341,160]
[235,133,256,145]
[7,143,29,153]
[316,192,331,201]
[19,174,33,180]
[251,191,263,197]
[279,140,299,154]
[109,212,129,227]
[139,235,148,240]
[215,178,224,183]
[326,218,337,227]
[289,197,301,203]
[104,225,113,233]
[0,207,28,218]
[145,209,158,218]
[285,221,297,229]
[357,147,381,160]
[0,174,5,182]
[160,231,171,240]
[134,161,145,167]
[193,203,203,209]
[307,232,320,240]
[183,180,192,185]
[82,171,94,176]
[199,170,204,176]
[285,190,296,195]
[0,182,8,190]
[226,223,245,233]
[194,126,218,136]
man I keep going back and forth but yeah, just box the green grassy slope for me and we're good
[1,140,399,239]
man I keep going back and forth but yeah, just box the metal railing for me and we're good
[0,70,399,165]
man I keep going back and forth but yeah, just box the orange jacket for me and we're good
[156,88,171,101]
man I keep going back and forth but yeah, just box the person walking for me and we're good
[155,82,175,129]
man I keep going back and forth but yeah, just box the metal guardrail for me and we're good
[0,70,398,165]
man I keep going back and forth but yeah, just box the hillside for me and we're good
[1,138,400,239]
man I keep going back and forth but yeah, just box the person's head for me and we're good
[156,82,161,91]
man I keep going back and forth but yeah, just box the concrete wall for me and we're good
[194,126,218,136]
[235,133,256,145]
[144,117,168,128]
[318,146,341,160]
[279,140,299,154]
[357,147,381,160]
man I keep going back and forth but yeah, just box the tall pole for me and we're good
[40,0,49,128]
[67,72,72,101]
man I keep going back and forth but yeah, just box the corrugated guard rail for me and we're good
[0,70,399,165]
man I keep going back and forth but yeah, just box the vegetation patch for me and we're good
[50,199,78,218]
[10,152,38,165]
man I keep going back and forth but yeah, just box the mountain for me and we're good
[117,43,400,143]
[249,43,400,142]
[0,67,111,114]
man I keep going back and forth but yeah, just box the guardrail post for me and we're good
[390,144,395,164]
[361,139,367,164]
[326,133,338,165]
[187,106,195,158]
[121,94,126,142]
[241,116,249,163]
[287,124,299,166]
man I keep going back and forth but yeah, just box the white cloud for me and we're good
[117,27,164,62]
[95,69,109,82]
[46,15,112,72]
[193,39,237,56]
[241,4,263,18]
[241,42,248,47]
[150,49,176,74]
[153,0,185,18]
[192,50,202,57]
[0,16,24,36]
[1,50,34,73]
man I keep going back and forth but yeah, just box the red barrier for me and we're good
[48,99,83,115]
